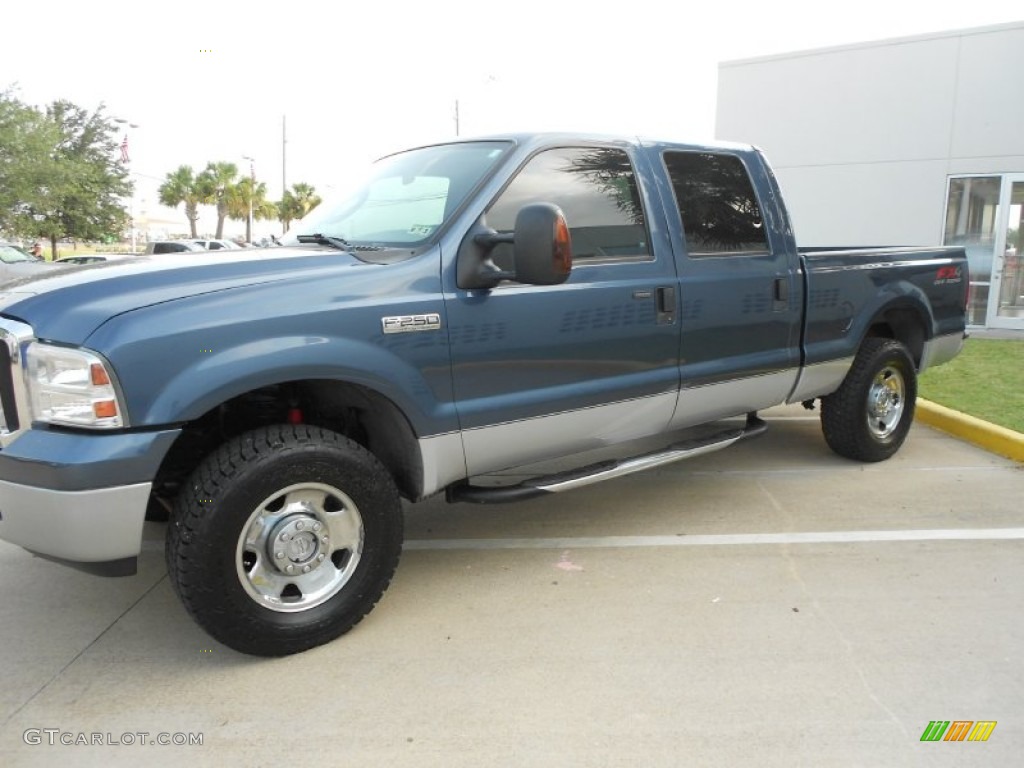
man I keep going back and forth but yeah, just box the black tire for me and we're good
[166,424,403,656]
[821,338,917,462]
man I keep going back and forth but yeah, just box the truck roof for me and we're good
[383,132,759,158]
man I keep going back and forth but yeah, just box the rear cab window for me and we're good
[662,152,770,257]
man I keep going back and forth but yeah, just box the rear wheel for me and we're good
[166,424,403,656]
[821,338,917,462]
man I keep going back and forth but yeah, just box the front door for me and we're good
[445,145,681,476]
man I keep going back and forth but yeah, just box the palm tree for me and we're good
[226,177,278,244]
[157,165,203,238]
[278,182,322,233]
[196,161,239,238]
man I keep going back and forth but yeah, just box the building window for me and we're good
[663,151,769,256]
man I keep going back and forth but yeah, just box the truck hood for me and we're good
[0,246,369,343]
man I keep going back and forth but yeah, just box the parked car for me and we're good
[2,242,32,257]
[143,240,205,255]
[0,133,968,657]
[188,239,243,251]
[0,242,61,282]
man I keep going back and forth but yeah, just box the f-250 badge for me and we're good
[381,313,442,334]
[934,266,963,285]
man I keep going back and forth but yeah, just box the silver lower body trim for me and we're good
[461,392,677,476]
[919,332,965,373]
[0,480,152,562]
[418,432,468,497]
[670,370,798,430]
[786,358,855,403]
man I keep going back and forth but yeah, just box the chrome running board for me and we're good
[447,413,767,504]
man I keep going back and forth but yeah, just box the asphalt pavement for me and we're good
[1,405,1021,767]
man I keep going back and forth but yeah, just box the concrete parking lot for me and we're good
[1,406,1021,766]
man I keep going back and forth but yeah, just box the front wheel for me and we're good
[166,425,403,656]
[821,338,917,462]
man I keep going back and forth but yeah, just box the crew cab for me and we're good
[0,133,967,656]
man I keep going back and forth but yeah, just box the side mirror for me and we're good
[457,203,573,289]
[513,203,573,285]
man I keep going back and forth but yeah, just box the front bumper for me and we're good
[0,428,180,575]
[0,315,178,575]
[0,479,152,574]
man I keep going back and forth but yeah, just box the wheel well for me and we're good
[151,380,424,513]
[864,307,927,368]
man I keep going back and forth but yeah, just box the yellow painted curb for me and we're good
[915,398,1024,462]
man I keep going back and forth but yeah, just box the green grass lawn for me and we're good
[918,338,1024,433]
[39,242,143,261]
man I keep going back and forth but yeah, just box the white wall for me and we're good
[716,23,1024,247]
[776,162,949,246]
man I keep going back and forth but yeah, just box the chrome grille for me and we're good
[0,318,35,448]
[0,341,12,432]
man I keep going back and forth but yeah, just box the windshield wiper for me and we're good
[295,233,387,252]
[296,233,352,250]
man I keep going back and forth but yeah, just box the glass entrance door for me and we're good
[943,176,1000,326]
[989,176,1024,328]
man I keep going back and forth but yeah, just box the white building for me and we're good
[716,22,1024,329]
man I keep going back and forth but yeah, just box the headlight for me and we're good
[26,343,127,428]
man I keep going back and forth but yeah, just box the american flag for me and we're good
[120,134,129,163]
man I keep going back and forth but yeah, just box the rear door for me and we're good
[656,149,803,427]
[445,144,682,475]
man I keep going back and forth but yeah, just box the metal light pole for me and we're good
[114,118,139,252]
[453,75,495,137]
[242,155,255,244]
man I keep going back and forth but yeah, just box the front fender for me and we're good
[141,334,458,435]
[82,277,457,436]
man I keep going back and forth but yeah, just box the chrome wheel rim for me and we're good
[235,482,364,613]
[866,365,905,440]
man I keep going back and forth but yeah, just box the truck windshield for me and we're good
[287,141,513,250]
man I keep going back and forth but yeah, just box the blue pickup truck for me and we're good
[0,134,967,655]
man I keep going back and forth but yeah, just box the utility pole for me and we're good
[242,155,255,244]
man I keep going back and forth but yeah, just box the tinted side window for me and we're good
[486,147,650,262]
[663,152,768,256]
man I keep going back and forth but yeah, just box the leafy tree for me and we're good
[0,90,62,238]
[278,182,322,233]
[158,165,203,238]
[0,93,129,256]
[196,161,239,239]
[36,101,132,256]
[226,177,278,243]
